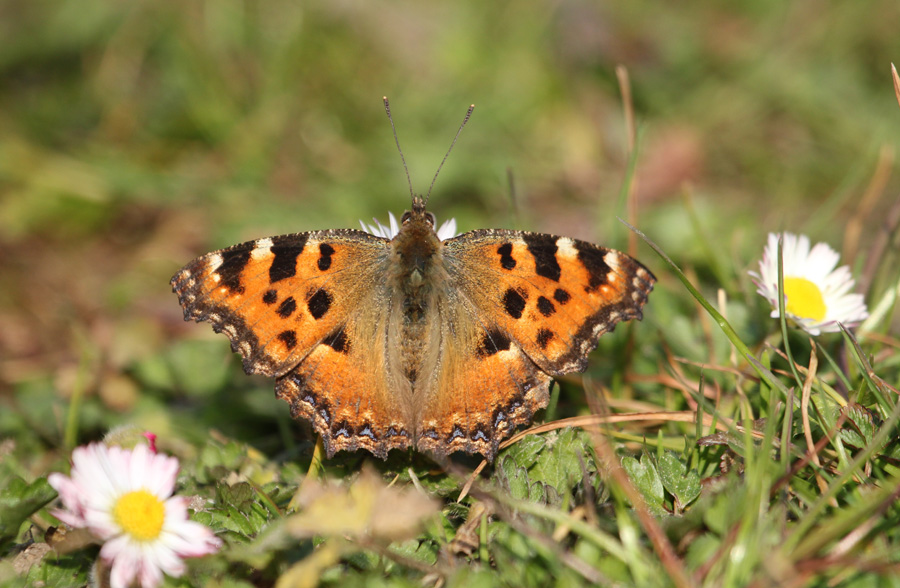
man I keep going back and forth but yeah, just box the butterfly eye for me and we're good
[425,212,436,226]
[401,211,412,223]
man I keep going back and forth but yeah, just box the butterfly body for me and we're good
[171,194,655,460]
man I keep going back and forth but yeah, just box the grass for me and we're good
[2,1,900,586]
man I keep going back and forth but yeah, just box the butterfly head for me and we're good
[401,195,437,231]
[391,195,444,290]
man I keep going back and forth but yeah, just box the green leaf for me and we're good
[657,451,701,512]
[0,476,56,546]
[528,428,590,497]
[494,429,594,508]
[23,551,92,588]
[839,404,878,450]
[621,454,666,516]
[388,538,439,566]
[198,481,273,540]
[500,433,546,469]
[195,440,253,484]
[497,458,541,503]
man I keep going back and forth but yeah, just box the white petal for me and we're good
[82,507,120,540]
[103,537,142,588]
[360,214,397,239]
[145,452,179,499]
[139,559,166,588]
[436,218,458,240]
[163,522,222,557]
[161,497,222,556]
[389,212,399,236]
[50,508,86,528]
[48,474,87,520]
[72,445,118,501]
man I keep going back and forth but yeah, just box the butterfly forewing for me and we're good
[443,229,655,375]
[172,229,392,377]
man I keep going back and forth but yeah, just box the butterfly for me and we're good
[170,104,655,461]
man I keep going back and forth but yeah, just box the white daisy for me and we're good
[749,232,869,335]
[48,443,221,588]
[360,211,458,240]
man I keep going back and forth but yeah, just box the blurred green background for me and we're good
[2,0,899,449]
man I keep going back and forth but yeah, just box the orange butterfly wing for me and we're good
[171,230,413,457]
[412,230,655,458]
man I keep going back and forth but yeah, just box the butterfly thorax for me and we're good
[388,199,445,388]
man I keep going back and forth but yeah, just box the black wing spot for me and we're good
[523,234,561,282]
[502,288,527,319]
[308,289,333,320]
[325,330,350,354]
[278,330,297,350]
[536,328,555,349]
[574,242,612,291]
[262,289,278,305]
[318,243,335,271]
[276,296,297,318]
[553,288,571,304]
[269,237,307,283]
[497,243,516,270]
[216,247,252,294]
[477,329,511,357]
[536,296,555,317]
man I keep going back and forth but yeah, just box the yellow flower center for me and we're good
[113,490,165,541]
[783,277,826,321]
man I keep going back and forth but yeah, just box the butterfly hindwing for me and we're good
[414,287,553,459]
[275,308,414,458]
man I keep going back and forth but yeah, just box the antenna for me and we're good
[383,97,414,200]
[426,104,475,204]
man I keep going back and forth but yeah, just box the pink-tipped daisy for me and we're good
[48,443,221,588]
[361,211,458,240]
[749,232,869,335]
